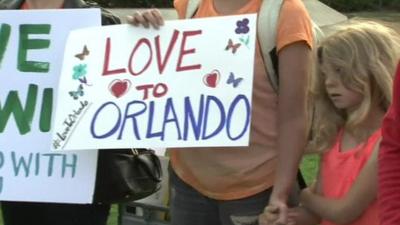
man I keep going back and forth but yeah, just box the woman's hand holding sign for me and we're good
[127,9,165,29]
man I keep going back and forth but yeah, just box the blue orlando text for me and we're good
[90,94,251,141]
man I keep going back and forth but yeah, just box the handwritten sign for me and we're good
[53,14,257,150]
[0,9,100,203]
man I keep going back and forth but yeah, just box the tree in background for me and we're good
[91,0,398,10]
[90,0,398,14]
[320,0,399,11]
[92,0,173,8]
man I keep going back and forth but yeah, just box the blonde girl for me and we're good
[261,21,400,225]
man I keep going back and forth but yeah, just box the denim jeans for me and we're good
[169,169,272,225]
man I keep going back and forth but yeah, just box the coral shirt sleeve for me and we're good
[379,62,400,225]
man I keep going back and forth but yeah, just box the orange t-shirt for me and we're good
[170,0,313,200]
[321,129,381,225]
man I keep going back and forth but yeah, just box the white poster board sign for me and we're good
[53,14,257,151]
[0,9,100,203]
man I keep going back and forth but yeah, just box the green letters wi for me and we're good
[0,85,53,135]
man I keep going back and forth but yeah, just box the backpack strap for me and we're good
[311,20,324,44]
[185,0,200,18]
[257,0,284,93]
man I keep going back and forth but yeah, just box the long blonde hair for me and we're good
[308,21,400,153]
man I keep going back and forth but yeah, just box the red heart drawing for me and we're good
[109,79,131,98]
[203,70,220,88]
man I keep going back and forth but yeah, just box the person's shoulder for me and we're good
[280,0,309,16]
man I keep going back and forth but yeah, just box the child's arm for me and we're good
[301,144,379,224]
[285,170,322,225]
[287,206,321,225]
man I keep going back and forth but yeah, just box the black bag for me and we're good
[93,148,162,204]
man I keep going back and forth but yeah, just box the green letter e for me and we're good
[18,24,51,73]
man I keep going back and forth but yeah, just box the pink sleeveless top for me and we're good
[321,129,381,225]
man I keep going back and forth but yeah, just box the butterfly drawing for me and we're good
[227,72,244,88]
[239,35,250,47]
[69,84,84,100]
[75,45,89,60]
[225,39,241,54]
[78,76,91,86]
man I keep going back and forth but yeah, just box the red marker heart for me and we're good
[203,70,220,88]
[109,79,131,98]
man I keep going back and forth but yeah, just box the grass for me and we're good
[108,205,119,225]
[300,154,320,185]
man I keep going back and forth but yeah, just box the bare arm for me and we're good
[301,142,379,224]
[268,41,312,223]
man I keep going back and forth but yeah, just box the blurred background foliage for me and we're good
[320,0,399,11]
[92,0,399,11]
[92,0,173,8]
